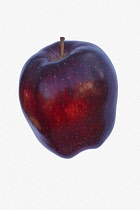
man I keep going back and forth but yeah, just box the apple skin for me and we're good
[19,40,118,158]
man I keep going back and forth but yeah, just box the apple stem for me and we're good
[60,37,65,58]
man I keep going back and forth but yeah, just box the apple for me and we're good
[19,37,118,158]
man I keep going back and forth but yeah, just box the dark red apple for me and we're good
[19,37,118,158]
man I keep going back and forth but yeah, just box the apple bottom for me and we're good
[25,110,115,158]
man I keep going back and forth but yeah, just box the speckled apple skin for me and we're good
[19,41,118,158]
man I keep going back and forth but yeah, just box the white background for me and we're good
[0,0,140,209]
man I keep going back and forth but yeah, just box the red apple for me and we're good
[19,37,118,158]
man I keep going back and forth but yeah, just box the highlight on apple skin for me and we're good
[19,37,118,158]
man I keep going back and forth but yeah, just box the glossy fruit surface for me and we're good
[19,39,118,158]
